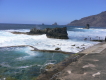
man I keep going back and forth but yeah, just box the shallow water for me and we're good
[0,46,69,80]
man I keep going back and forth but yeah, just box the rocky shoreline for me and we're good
[1,42,105,80]
[36,42,106,80]
[11,27,69,39]
[9,27,106,80]
[54,42,106,80]
[36,54,84,80]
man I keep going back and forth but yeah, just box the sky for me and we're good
[0,0,106,25]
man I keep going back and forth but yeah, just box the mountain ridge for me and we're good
[68,11,106,27]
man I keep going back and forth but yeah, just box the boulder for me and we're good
[55,48,60,50]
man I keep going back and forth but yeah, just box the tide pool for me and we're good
[0,46,69,80]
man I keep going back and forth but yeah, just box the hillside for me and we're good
[68,11,106,27]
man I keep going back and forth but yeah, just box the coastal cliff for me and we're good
[68,11,106,27]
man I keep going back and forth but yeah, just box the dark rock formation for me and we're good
[11,31,28,34]
[105,37,106,42]
[29,28,47,34]
[46,27,68,39]
[52,22,58,25]
[29,27,68,39]
[68,11,106,27]
[42,23,44,25]
[55,48,60,50]
[83,24,90,29]
[86,24,90,29]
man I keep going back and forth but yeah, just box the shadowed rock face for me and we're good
[83,24,90,29]
[46,27,68,39]
[29,27,69,39]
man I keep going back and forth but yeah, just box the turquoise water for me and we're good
[0,46,69,80]
[0,24,106,80]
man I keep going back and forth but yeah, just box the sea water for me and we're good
[0,46,69,80]
[0,24,106,79]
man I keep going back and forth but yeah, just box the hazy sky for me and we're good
[0,0,106,25]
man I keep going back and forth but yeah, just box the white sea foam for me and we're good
[0,62,11,67]
[5,29,30,32]
[16,56,31,61]
[18,66,30,68]
[16,64,42,69]
[0,29,105,53]
[15,47,40,61]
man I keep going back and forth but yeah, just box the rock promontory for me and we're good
[29,27,69,39]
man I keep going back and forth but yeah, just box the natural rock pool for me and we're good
[0,46,70,80]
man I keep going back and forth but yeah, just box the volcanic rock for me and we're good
[55,48,60,50]
[29,27,69,39]
[46,27,68,39]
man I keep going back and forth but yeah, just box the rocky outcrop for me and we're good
[68,11,106,27]
[29,28,47,34]
[46,27,68,39]
[52,22,58,25]
[42,23,44,25]
[29,27,69,39]
[86,24,90,29]
[83,24,90,29]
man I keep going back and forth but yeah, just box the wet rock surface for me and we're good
[11,27,69,39]
[29,28,47,34]
[29,27,69,39]
[46,27,68,39]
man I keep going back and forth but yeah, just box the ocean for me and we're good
[0,24,106,80]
